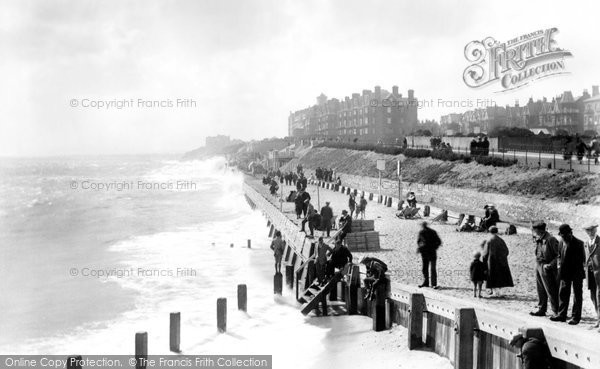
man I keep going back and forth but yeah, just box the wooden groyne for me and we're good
[244,179,600,369]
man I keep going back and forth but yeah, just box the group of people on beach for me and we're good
[528,221,600,328]
[348,193,367,220]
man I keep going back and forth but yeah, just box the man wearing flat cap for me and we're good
[584,223,600,328]
[530,221,560,317]
[550,224,586,325]
[509,333,552,369]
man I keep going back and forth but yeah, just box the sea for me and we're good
[0,155,290,354]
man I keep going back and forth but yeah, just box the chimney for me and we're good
[392,85,399,95]
[593,85,599,96]
[375,85,381,98]
[408,89,414,99]
[515,99,519,107]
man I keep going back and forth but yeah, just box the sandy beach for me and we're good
[247,175,599,333]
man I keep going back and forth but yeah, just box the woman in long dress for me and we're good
[481,226,514,296]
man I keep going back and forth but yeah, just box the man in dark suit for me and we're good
[530,221,560,317]
[320,201,334,237]
[550,224,586,325]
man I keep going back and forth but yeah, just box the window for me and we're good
[387,117,392,124]
[365,117,368,124]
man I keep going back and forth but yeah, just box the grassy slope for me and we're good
[283,147,600,203]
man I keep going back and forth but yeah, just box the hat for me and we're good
[325,201,330,204]
[489,226,499,234]
[483,205,489,209]
[509,334,524,346]
[583,223,598,231]
[342,210,348,214]
[531,221,546,230]
[558,224,573,235]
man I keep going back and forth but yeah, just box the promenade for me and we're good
[246,175,598,332]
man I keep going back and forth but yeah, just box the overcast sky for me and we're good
[1,0,599,156]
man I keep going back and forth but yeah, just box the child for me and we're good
[470,250,486,298]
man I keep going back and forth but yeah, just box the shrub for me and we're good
[402,148,431,158]
[473,156,517,167]
[431,149,470,162]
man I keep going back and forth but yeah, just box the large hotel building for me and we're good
[288,85,418,143]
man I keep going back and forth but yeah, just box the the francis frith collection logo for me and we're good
[463,28,572,92]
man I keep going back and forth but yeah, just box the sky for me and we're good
[1,0,599,156]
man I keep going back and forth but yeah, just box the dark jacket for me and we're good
[320,205,333,221]
[535,232,559,267]
[482,234,514,288]
[417,226,442,255]
[470,259,486,282]
[330,246,353,268]
[558,236,586,281]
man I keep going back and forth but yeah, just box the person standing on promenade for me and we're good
[481,226,514,296]
[294,189,305,219]
[270,231,285,274]
[417,221,442,289]
[315,237,332,285]
[530,221,560,317]
[320,201,334,237]
[348,194,356,218]
[550,224,586,325]
[584,223,600,328]
[357,195,367,220]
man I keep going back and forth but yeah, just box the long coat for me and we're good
[482,234,514,288]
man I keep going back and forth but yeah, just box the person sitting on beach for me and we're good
[470,250,486,298]
[270,231,285,274]
[458,215,477,232]
[407,192,417,208]
[479,204,499,231]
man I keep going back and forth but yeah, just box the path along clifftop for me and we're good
[280,146,600,228]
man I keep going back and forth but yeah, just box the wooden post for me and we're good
[237,284,247,312]
[66,356,82,369]
[385,298,393,329]
[135,332,148,369]
[230,243,234,248]
[454,308,475,369]
[346,265,360,315]
[386,197,392,207]
[247,239,251,248]
[368,192,373,201]
[169,312,181,352]
[217,298,227,333]
[372,287,387,331]
[274,272,283,295]
[408,293,424,349]
[268,224,274,237]
[339,280,346,301]
[285,265,294,288]
[321,294,328,316]
[424,205,430,217]
[267,220,271,227]
[329,282,338,301]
